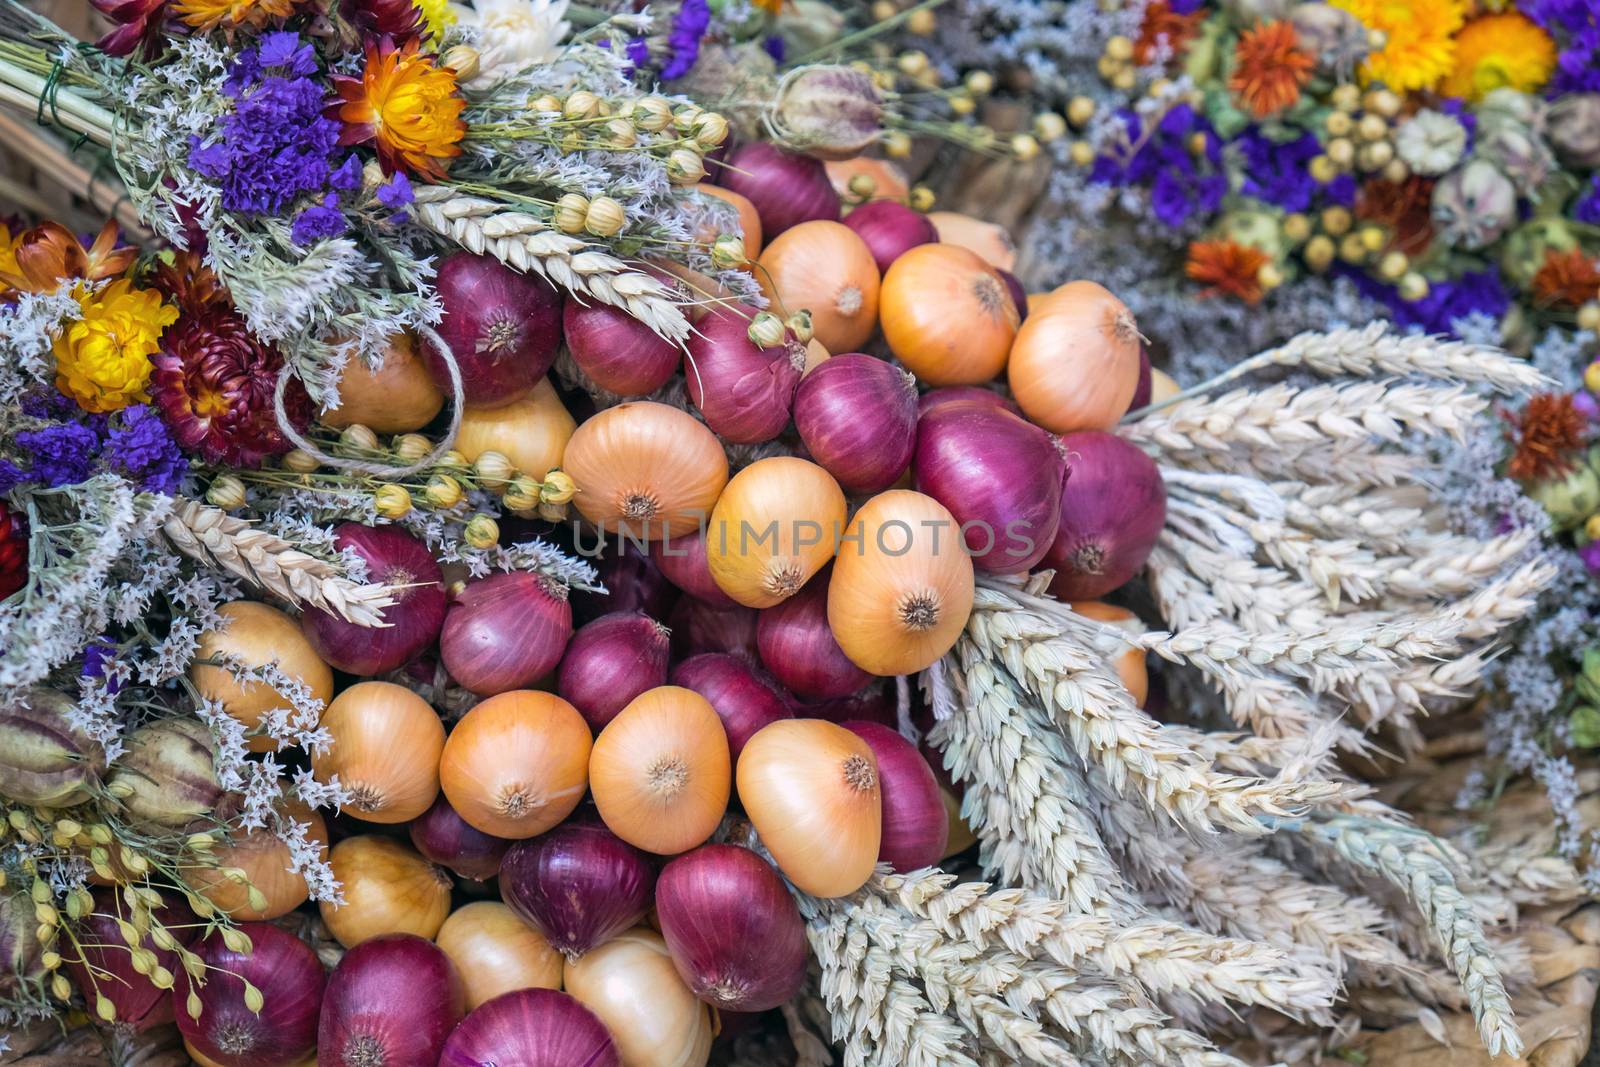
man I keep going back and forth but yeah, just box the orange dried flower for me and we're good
[1186,239,1270,304]
[1530,248,1600,309]
[0,220,136,296]
[1230,20,1314,118]
[1504,393,1587,481]
[1355,176,1436,256]
[1135,0,1205,65]
[331,36,467,181]
[172,0,295,32]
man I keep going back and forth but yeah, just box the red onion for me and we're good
[421,251,564,408]
[1127,344,1152,412]
[651,528,738,607]
[842,200,938,273]
[670,653,793,758]
[557,611,672,730]
[175,923,324,1067]
[685,305,806,443]
[842,721,948,871]
[792,682,896,727]
[917,386,1018,419]
[564,299,681,396]
[301,523,445,675]
[720,143,840,238]
[997,269,1028,323]
[500,821,656,958]
[1045,430,1167,600]
[655,845,807,1011]
[793,355,919,494]
[912,400,1065,574]
[440,572,573,695]
[668,597,759,663]
[440,989,619,1067]
[572,547,677,624]
[318,934,464,1067]
[755,572,870,699]
[409,793,511,881]
[67,888,195,1031]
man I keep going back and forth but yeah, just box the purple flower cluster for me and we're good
[1234,130,1322,213]
[660,0,710,80]
[189,32,351,231]
[1575,175,1600,226]
[0,398,188,497]
[1523,0,1600,93]
[1344,265,1511,336]
[1091,105,1225,227]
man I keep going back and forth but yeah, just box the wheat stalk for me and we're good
[161,499,397,626]
[410,186,693,344]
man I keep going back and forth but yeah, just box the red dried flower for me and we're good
[0,221,136,296]
[1530,248,1600,309]
[345,0,423,42]
[0,504,27,602]
[91,0,172,58]
[1504,393,1587,482]
[1355,176,1436,257]
[1229,20,1315,118]
[1135,0,1205,65]
[1185,239,1270,304]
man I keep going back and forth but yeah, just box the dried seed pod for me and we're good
[0,689,107,808]
[107,719,223,833]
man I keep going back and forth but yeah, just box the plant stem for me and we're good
[792,0,953,65]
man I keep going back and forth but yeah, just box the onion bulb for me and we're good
[439,690,592,838]
[842,200,938,273]
[918,386,1017,419]
[756,220,880,353]
[651,528,739,608]
[1069,601,1149,706]
[1008,281,1142,433]
[435,902,563,1010]
[1044,431,1167,601]
[421,251,564,408]
[841,721,947,871]
[186,801,328,921]
[928,211,1017,271]
[440,989,619,1067]
[176,923,324,1067]
[317,934,465,1067]
[669,653,793,759]
[564,300,682,397]
[319,836,453,948]
[454,378,576,481]
[736,718,881,897]
[589,686,731,855]
[655,845,807,1011]
[300,524,446,676]
[500,820,656,958]
[408,794,511,882]
[564,402,729,538]
[706,457,846,608]
[67,888,195,1031]
[322,332,443,433]
[311,681,443,824]
[827,491,975,676]
[684,306,806,444]
[720,143,840,238]
[694,183,762,259]
[668,598,760,663]
[563,929,713,1067]
[879,244,1018,387]
[574,547,679,624]
[755,570,870,699]
[825,157,910,203]
[557,611,673,731]
[793,354,919,494]
[191,601,332,754]
[440,572,573,696]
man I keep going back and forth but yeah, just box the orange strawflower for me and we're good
[0,220,136,296]
[331,36,467,182]
[172,0,295,32]
[751,0,783,11]
[1504,393,1586,481]
[1530,248,1600,309]
[1229,20,1314,118]
[1186,239,1270,304]
[1135,0,1205,65]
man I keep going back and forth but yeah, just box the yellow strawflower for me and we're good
[414,0,457,43]
[1330,0,1466,91]
[1440,13,1556,101]
[53,281,179,414]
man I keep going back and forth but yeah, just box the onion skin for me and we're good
[755,572,871,699]
[670,653,794,759]
[917,386,1017,419]
[793,354,919,494]
[1045,431,1167,600]
[912,400,1065,574]
[557,612,672,731]
[409,793,511,881]
[655,845,808,1011]
[651,529,739,608]
[693,183,762,259]
[720,143,840,238]
[440,989,620,1067]
[322,332,443,433]
[1008,280,1142,433]
[573,547,678,624]
[422,251,564,408]
[685,305,806,444]
[500,822,656,959]
[564,300,682,397]
[191,601,332,755]
[68,888,196,1031]
[755,220,880,353]
[928,211,1017,271]
[318,934,465,1067]
[791,682,896,727]
[668,598,760,663]
[841,721,948,872]
[438,691,592,839]
[825,157,910,203]
[187,800,328,920]
[843,200,938,273]
[879,244,1018,387]
[705,457,847,608]
[1128,344,1153,412]
[455,377,575,480]
[435,901,564,1010]
[562,929,713,1067]
[175,923,325,1067]
[563,402,729,538]
[1069,601,1150,706]
[997,270,1029,324]
[311,681,444,825]
[440,572,573,696]
[320,836,454,948]
[300,524,446,676]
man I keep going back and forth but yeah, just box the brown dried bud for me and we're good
[767,65,884,161]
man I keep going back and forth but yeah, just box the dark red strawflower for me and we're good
[92,0,174,57]
[0,504,28,602]
[343,0,423,42]
[1356,176,1436,257]
[1503,393,1587,482]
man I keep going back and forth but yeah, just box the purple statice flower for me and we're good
[292,194,347,245]
[661,0,711,80]
[763,35,785,62]
[1344,266,1511,336]
[1323,173,1358,207]
[1167,0,1205,11]
[81,636,123,692]
[0,460,27,496]
[13,422,98,488]
[625,36,651,70]
[1574,391,1600,420]
[1234,129,1321,212]
[1575,175,1600,226]
[330,155,363,191]
[106,405,188,494]
[1093,105,1223,228]
[1523,0,1600,92]
[377,172,414,210]
[1581,540,1600,575]
[192,35,341,217]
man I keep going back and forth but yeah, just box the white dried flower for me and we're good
[1395,109,1468,175]
[452,0,571,84]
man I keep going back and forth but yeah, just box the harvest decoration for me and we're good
[0,2,1585,1067]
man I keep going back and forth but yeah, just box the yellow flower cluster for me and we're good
[415,0,457,44]
[1330,0,1465,91]
[53,281,179,414]
[1441,12,1557,101]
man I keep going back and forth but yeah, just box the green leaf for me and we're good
[1569,705,1600,749]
